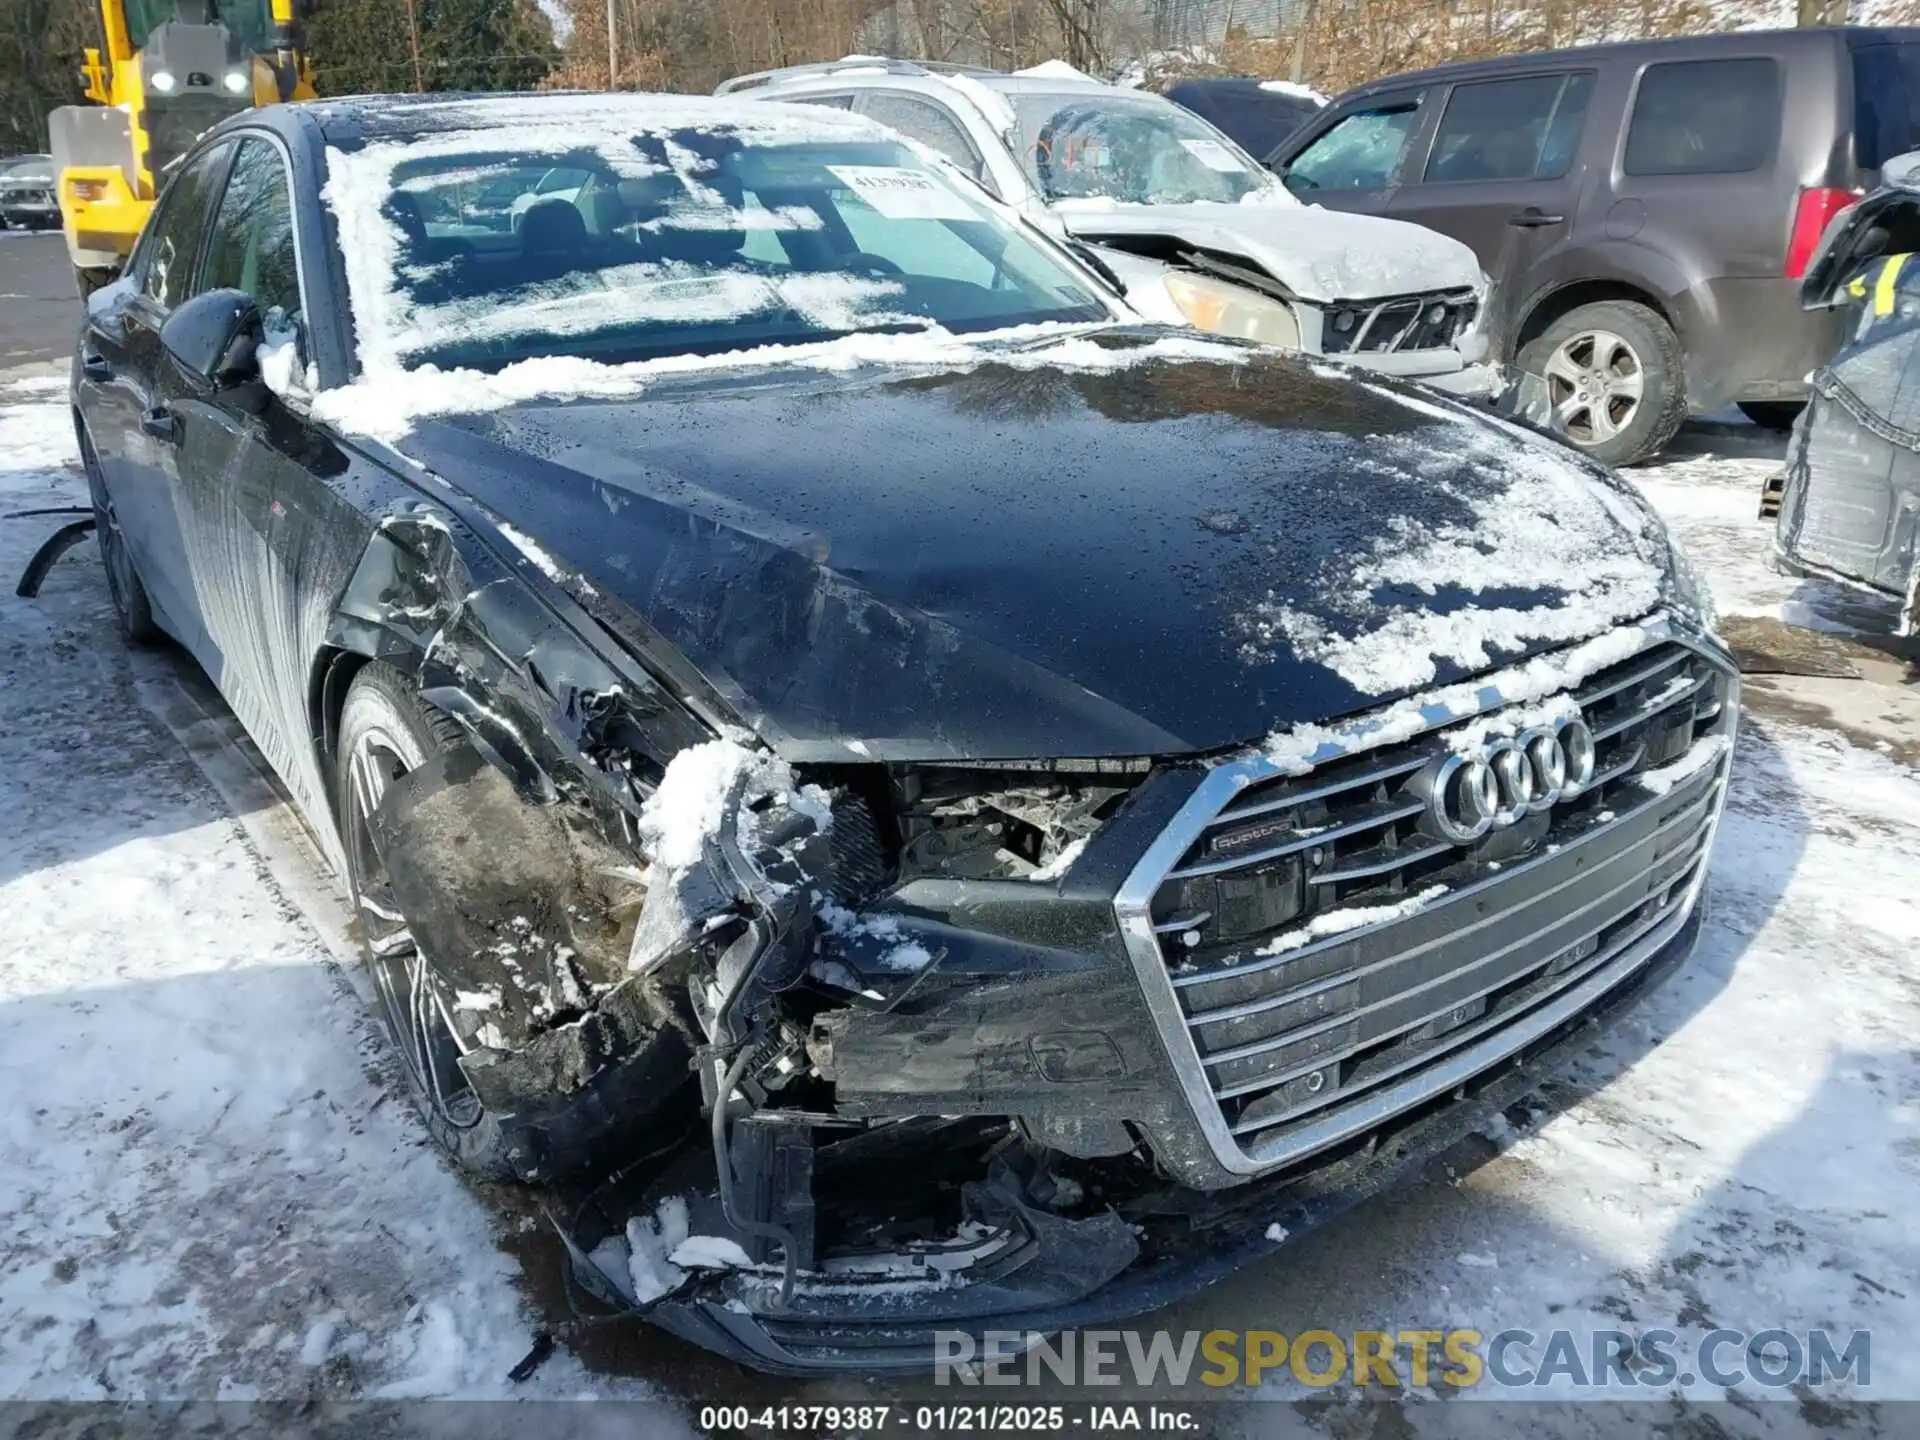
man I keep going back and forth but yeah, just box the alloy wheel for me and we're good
[341,725,485,1132]
[1542,328,1645,447]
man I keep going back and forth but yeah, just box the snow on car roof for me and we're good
[313,89,888,151]
[318,91,901,386]
[309,90,1247,440]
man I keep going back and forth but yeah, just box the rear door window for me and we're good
[1624,57,1782,176]
[1283,91,1425,192]
[1424,72,1594,184]
[1852,43,1920,170]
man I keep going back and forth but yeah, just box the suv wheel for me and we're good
[1519,300,1687,466]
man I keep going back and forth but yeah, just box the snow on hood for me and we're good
[1053,194,1485,302]
[1238,383,1668,702]
[397,348,1676,762]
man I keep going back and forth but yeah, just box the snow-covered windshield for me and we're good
[1010,90,1277,205]
[350,126,1111,374]
[2,157,52,183]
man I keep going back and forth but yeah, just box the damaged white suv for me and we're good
[720,57,1496,394]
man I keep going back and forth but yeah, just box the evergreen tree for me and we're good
[0,0,94,155]
[306,0,557,96]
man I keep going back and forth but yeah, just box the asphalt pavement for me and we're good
[0,232,82,369]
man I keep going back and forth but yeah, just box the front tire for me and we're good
[80,425,158,645]
[1519,300,1687,466]
[336,664,519,1181]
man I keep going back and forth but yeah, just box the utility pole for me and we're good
[1291,0,1314,83]
[402,0,425,91]
[606,0,619,88]
[1797,0,1848,23]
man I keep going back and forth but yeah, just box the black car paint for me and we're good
[396,346,1665,764]
[66,95,1704,1374]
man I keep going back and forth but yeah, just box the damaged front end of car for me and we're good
[506,616,1735,1374]
[569,750,1204,1349]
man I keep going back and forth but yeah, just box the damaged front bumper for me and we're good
[564,901,1706,1375]
[548,622,1734,1374]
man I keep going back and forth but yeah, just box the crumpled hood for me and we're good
[394,337,1672,763]
[1053,196,1484,302]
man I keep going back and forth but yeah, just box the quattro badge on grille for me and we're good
[1412,717,1597,843]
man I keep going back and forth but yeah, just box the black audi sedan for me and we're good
[69,91,1736,1374]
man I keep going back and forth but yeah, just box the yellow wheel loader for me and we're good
[51,0,323,296]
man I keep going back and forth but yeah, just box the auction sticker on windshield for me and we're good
[1178,137,1247,172]
[827,165,976,220]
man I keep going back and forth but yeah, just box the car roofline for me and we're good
[718,56,1002,94]
[1333,24,1860,101]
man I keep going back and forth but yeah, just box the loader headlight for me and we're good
[148,68,178,93]
[223,69,251,94]
[1163,271,1301,350]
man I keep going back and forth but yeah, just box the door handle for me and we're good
[1509,207,1566,228]
[140,406,178,445]
[82,351,112,381]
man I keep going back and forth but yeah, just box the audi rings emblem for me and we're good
[1415,716,1597,843]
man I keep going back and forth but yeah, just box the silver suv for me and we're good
[721,59,1496,394]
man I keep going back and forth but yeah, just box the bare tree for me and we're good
[1039,0,1100,68]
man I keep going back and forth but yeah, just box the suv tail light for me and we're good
[1786,187,1857,279]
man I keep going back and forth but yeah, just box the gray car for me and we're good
[0,153,58,231]
[1270,27,1920,465]
[1770,155,1920,634]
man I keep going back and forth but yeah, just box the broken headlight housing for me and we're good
[1163,270,1302,349]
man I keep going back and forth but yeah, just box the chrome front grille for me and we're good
[1320,289,1479,355]
[1115,620,1738,1182]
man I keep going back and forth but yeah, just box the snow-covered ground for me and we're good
[1,368,1916,1423]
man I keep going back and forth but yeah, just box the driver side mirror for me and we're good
[160,287,262,391]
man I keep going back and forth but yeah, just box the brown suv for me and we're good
[1269,27,1920,464]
